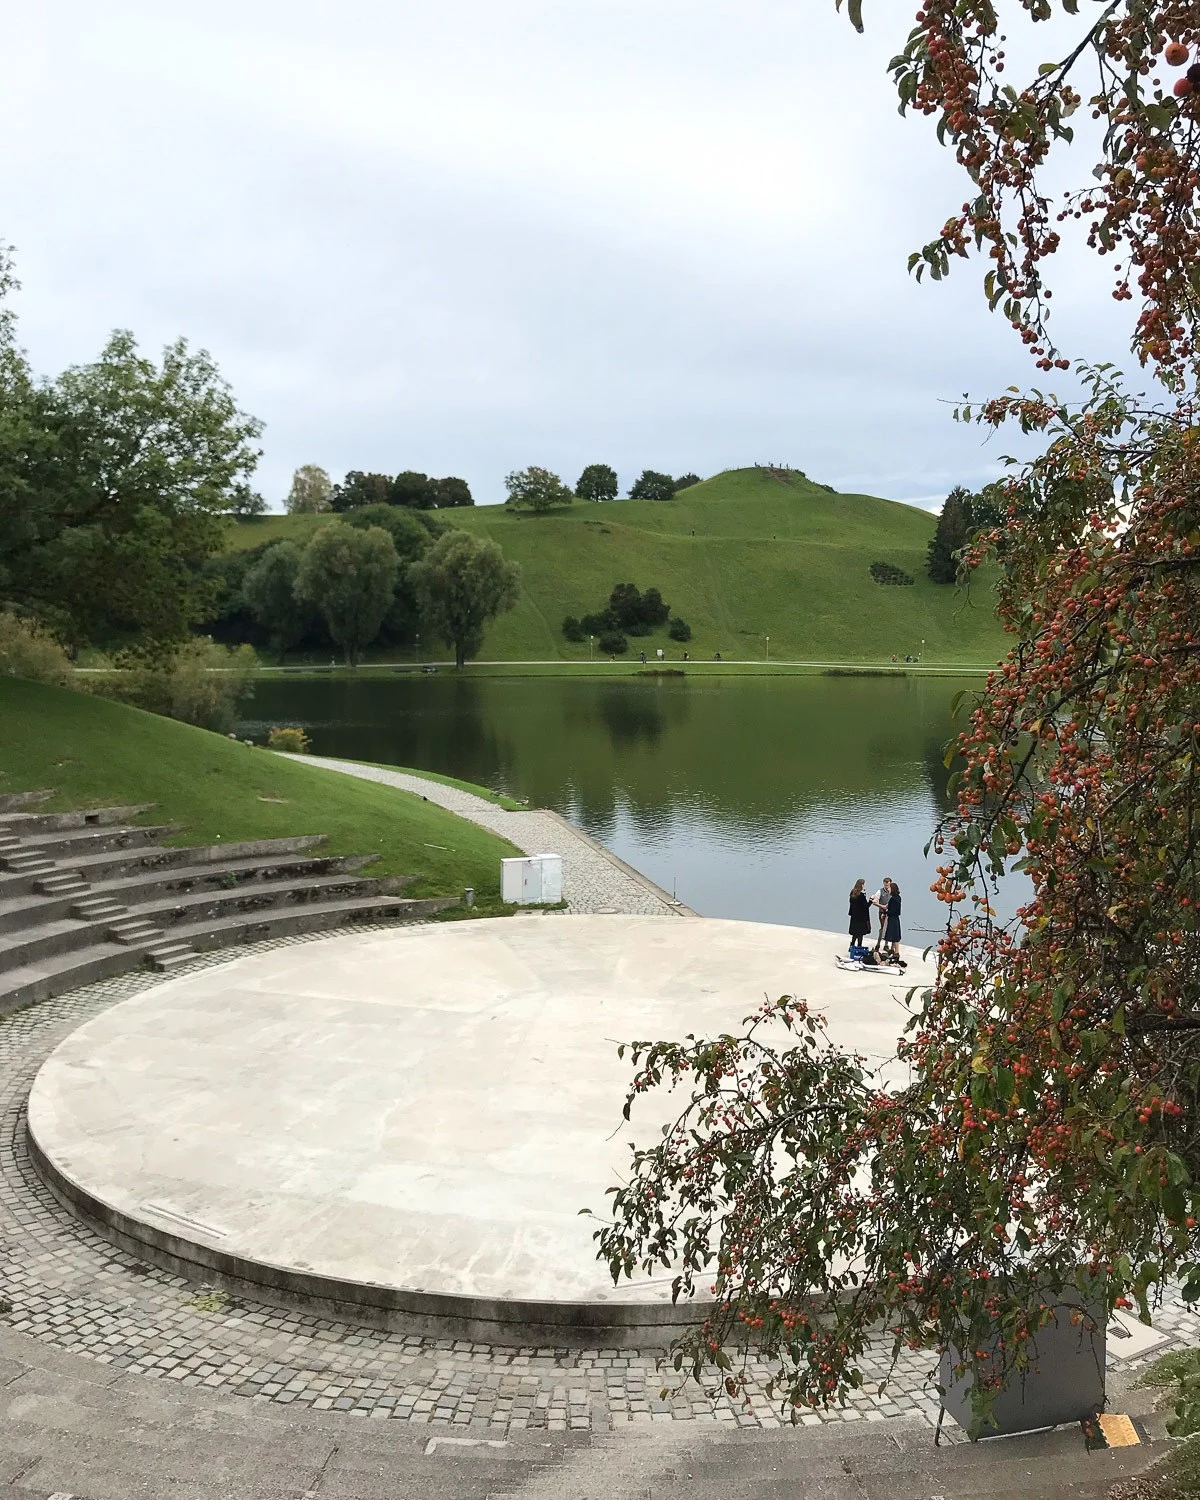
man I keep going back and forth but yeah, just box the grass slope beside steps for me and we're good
[0,680,520,903]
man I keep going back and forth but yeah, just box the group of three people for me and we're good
[847,877,903,965]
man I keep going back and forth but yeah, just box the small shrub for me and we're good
[668,617,692,642]
[870,561,915,586]
[561,615,585,643]
[0,611,72,685]
[598,630,628,655]
[266,725,311,753]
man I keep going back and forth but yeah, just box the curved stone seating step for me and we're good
[0,850,381,935]
[0,787,55,812]
[0,832,328,902]
[0,873,416,975]
[0,821,182,862]
[0,802,155,836]
[0,892,453,1015]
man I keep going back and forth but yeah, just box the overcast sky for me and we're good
[3,1,1133,510]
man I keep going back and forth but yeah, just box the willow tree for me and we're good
[594,1,1200,1436]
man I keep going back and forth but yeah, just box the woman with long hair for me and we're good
[848,878,871,956]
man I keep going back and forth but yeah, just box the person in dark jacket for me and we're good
[884,881,903,961]
[848,878,871,956]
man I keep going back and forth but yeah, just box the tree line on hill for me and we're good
[210,505,519,668]
[285,465,475,514]
[504,465,701,510]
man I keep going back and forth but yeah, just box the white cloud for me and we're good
[1,0,1135,508]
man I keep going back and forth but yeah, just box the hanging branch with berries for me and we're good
[591,2,1200,1442]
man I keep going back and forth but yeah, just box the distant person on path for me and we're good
[640,650,647,665]
[848,878,871,957]
[870,878,892,952]
[884,881,902,961]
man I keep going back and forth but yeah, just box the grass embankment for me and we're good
[0,680,521,904]
[231,467,1006,666]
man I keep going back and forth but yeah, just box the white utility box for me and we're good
[501,854,563,905]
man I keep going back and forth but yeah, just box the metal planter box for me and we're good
[501,855,563,905]
[938,1286,1106,1437]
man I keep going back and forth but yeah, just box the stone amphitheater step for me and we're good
[0,851,57,874]
[0,802,155,836]
[0,849,380,934]
[71,896,128,921]
[0,832,330,903]
[3,820,182,861]
[109,918,164,945]
[0,892,454,1016]
[0,787,55,812]
[32,871,90,896]
[0,873,419,973]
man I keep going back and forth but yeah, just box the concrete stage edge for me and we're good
[27,916,930,1346]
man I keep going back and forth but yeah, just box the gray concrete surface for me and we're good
[27,918,929,1323]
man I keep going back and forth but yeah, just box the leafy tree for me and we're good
[295,521,399,667]
[628,470,675,502]
[561,615,585,643]
[285,465,333,514]
[504,466,573,512]
[342,503,431,564]
[94,637,258,731]
[390,470,437,509]
[241,541,316,658]
[593,0,1200,1438]
[668,616,692,642]
[343,503,434,647]
[433,475,473,508]
[576,463,618,504]
[673,473,701,492]
[597,630,627,656]
[580,609,614,636]
[330,471,392,513]
[231,490,267,517]
[926,486,971,584]
[410,530,520,668]
[4,321,262,648]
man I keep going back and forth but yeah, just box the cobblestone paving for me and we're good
[0,934,1196,1440]
[286,755,691,917]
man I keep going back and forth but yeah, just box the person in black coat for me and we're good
[884,881,903,960]
[848,878,871,955]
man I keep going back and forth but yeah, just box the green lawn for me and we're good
[228,468,1007,666]
[0,680,520,901]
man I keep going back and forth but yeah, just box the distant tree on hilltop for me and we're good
[673,473,701,492]
[505,466,573,512]
[576,463,618,503]
[433,475,474,508]
[390,471,437,509]
[331,471,391,512]
[629,470,675,502]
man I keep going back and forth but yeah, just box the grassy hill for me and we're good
[229,468,1006,664]
[0,680,519,902]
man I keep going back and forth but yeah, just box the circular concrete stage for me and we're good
[27,916,928,1344]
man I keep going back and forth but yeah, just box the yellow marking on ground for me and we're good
[1098,1413,1141,1447]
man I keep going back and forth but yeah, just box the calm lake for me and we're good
[239,673,989,943]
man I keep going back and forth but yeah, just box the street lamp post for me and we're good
[765,635,770,663]
[589,634,594,662]
[415,633,421,664]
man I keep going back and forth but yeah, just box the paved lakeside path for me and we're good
[286,754,694,917]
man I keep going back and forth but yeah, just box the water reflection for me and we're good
[241,673,1000,939]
